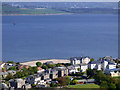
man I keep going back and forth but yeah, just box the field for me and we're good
[67,84,100,88]
[2,4,68,15]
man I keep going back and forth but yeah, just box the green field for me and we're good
[2,5,68,15]
[68,84,100,88]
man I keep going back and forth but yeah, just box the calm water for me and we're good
[2,14,118,62]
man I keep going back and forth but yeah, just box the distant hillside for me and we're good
[2,3,118,15]
[2,4,68,15]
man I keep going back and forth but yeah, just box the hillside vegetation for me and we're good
[2,4,68,15]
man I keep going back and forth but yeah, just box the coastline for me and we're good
[2,13,73,16]
[20,59,70,67]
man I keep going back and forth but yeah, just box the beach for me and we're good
[20,59,70,67]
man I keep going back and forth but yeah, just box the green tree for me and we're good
[2,67,5,72]
[90,58,95,62]
[47,64,55,69]
[72,79,78,85]
[99,57,102,60]
[116,81,120,89]
[100,81,108,88]
[42,65,48,70]
[56,63,61,67]
[36,62,42,67]
[108,83,116,89]
[6,61,14,63]
[77,68,81,72]
[57,77,70,86]
[66,77,71,85]
[115,59,120,64]
[50,82,56,87]
[8,66,16,70]
[86,69,94,78]
[5,73,14,81]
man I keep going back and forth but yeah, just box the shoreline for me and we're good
[20,59,70,67]
[2,13,73,16]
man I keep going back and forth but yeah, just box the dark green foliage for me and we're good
[47,63,55,69]
[14,66,38,78]
[6,61,14,63]
[36,62,42,67]
[57,76,71,86]
[86,69,120,89]
[90,58,95,62]
[56,63,61,67]
[108,83,116,89]
[100,81,108,88]
[72,79,78,85]
[86,69,95,78]
[69,72,84,76]
[50,82,58,87]
[77,68,81,71]
[61,63,72,67]
[8,66,17,70]
[5,73,14,81]
[41,65,48,70]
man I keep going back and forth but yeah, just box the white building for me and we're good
[108,64,116,69]
[80,64,88,72]
[67,65,80,74]
[82,57,90,64]
[89,59,116,71]
[26,75,42,85]
[105,69,120,77]
[9,79,25,88]
[70,56,90,65]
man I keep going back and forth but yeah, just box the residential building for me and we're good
[70,56,90,65]
[105,69,120,77]
[1,70,16,79]
[56,67,68,77]
[50,70,58,79]
[9,79,25,88]
[80,64,88,72]
[26,74,41,85]
[67,65,76,74]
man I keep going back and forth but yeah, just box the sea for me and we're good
[2,14,118,62]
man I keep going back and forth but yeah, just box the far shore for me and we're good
[2,13,73,16]
[20,59,70,67]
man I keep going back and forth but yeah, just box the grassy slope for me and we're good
[68,84,100,88]
[2,5,68,15]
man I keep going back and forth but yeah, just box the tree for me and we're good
[116,81,120,89]
[72,79,78,85]
[8,66,16,70]
[100,81,108,88]
[56,63,61,67]
[57,77,70,86]
[90,58,95,62]
[47,64,55,69]
[99,57,102,60]
[108,83,116,89]
[65,77,71,85]
[5,73,14,81]
[115,59,120,64]
[2,67,5,72]
[36,62,42,67]
[50,82,57,87]
[77,68,81,72]
[6,61,14,63]
[58,77,67,86]
[16,62,20,65]
[86,69,94,78]
[42,65,48,70]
